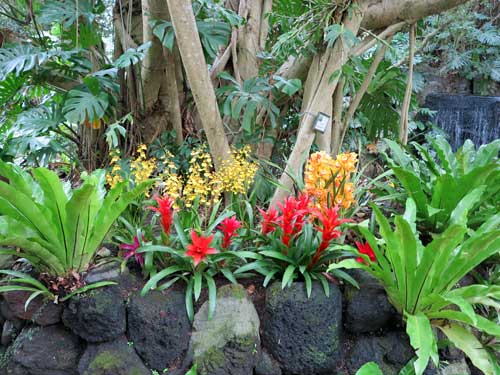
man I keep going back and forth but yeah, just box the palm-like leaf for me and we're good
[0,161,152,275]
[0,45,78,80]
[38,0,96,28]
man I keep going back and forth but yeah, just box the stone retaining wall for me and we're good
[0,267,472,375]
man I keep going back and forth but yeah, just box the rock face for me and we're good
[127,290,190,371]
[5,325,82,375]
[84,261,127,284]
[62,286,126,342]
[262,282,342,375]
[344,270,395,333]
[438,359,471,375]
[77,336,150,375]
[191,284,260,375]
[346,332,414,375]
[1,319,23,346]
[1,291,62,326]
[255,350,282,375]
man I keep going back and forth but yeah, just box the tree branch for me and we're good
[360,0,468,30]
[351,21,405,57]
[399,23,416,145]
[167,0,230,169]
[343,38,390,133]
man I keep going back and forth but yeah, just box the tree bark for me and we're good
[269,0,469,85]
[236,0,272,80]
[399,23,416,145]
[271,4,365,206]
[360,0,468,30]
[337,40,389,154]
[141,0,168,111]
[167,0,230,169]
[331,77,345,155]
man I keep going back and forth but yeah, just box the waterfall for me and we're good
[424,94,500,150]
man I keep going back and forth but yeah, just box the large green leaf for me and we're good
[437,323,495,375]
[355,362,384,375]
[112,43,151,69]
[430,136,457,175]
[63,89,109,123]
[391,167,428,218]
[32,168,70,260]
[394,216,418,311]
[0,45,75,79]
[406,313,438,375]
[64,183,96,270]
[0,180,59,247]
[38,0,96,28]
[84,181,152,257]
[150,18,230,59]
[0,160,42,201]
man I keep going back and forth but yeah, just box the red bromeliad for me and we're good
[259,206,280,234]
[276,194,310,246]
[185,230,218,266]
[308,206,350,269]
[148,195,175,235]
[120,235,144,266]
[355,241,376,264]
[218,216,241,249]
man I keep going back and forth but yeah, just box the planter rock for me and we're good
[262,282,342,375]
[346,332,414,375]
[62,286,126,342]
[77,336,150,375]
[190,284,260,375]
[1,319,23,346]
[344,269,396,333]
[1,291,62,326]
[127,290,190,371]
[255,350,282,375]
[84,261,127,284]
[4,325,82,375]
[438,359,471,375]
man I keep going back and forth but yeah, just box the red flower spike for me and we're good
[120,235,144,266]
[356,241,376,264]
[148,195,175,235]
[276,195,310,247]
[308,205,350,269]
[186,230,218,266]
[218,216,241,249]
[259,207,280,235]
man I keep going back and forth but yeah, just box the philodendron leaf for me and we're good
[406,313,438,375]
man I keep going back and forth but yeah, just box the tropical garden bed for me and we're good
[0,0,499,374]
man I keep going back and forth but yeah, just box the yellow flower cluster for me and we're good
[106,149,124,188]
[157,151,183,202]
[106,144,156,192]
[304,151,358,209]
[106,143,259,206]
[214,146,259,195]
[160,146,258,207]
[130,144,156,186]
[182,147,218,207]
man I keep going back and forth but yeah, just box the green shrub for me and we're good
[384,136,500,233]
[331,199,500,375]
[0,161,151,301]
